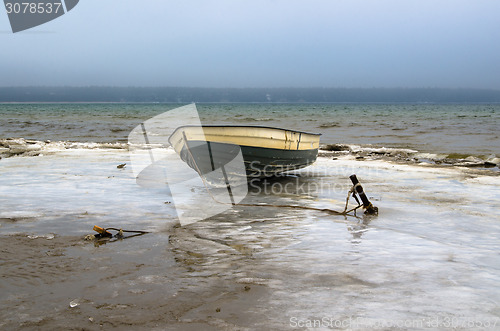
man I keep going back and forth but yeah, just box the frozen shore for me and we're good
[1,147,500,330]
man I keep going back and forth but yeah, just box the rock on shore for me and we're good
[319,144,499,169]
[0,138,43,157]
[0,138,129,158]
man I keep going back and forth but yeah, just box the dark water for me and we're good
[1,103,499,156]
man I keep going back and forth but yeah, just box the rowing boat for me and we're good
[169,125,321,177]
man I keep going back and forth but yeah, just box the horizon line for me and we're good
[1,86,500,91]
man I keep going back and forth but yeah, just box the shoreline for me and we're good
[1,144,500,330]
[2,137,499,175]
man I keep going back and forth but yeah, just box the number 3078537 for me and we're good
[5,2,62,14]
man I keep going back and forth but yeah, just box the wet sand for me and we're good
[0,231,274,330]
[1,150,500,330]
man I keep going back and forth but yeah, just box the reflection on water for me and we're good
[168,158,500,326]
[1,149,499,327]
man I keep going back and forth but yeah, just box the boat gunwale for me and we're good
[170,125,322,137]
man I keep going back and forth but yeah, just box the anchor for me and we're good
[349,174,378,215]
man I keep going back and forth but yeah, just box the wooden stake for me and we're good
[349,175,378,215]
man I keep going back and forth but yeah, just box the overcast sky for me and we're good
[1,0,499,88]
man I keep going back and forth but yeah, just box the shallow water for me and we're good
[1,148,499,329]
[0,149,175,235]
[170,157,500,327]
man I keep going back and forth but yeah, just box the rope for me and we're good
[85,136,370,244]
[179,133,370,217]
[179,136,363,217]
[84,227,149,243]
[105,227,149,234]
[235,184,364,216]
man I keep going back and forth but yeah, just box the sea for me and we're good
[1,103,499,156]
[1,103,500,329]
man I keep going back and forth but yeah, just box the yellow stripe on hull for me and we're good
[169,126,321,153]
